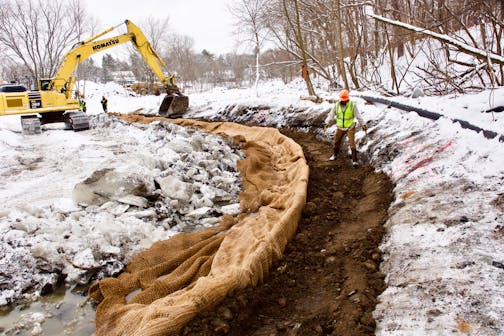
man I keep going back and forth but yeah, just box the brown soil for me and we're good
[182,130,394,336]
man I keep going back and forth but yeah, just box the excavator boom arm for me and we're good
[124,20,171,87]
[51,20,172,92]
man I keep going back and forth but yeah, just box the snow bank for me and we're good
[361,105,504,336]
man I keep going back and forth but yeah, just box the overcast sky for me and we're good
[82,0,240,55]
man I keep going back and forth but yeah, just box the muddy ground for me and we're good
[182,130,394,336]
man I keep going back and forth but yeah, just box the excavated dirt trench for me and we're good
[182,130,394,336]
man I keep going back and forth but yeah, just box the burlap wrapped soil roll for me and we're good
[89,117,309,336]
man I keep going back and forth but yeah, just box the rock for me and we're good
[117,195,149,208]
[157,175,192,202]
[371,253,381,261]
[211,318,230,334]
[364,260,377,272]
[218,307,233,321]
[411,87,425,98]
[73,168,155,206]
[278,297,287,307]
[303,201,317,216]
[325,256,336,264]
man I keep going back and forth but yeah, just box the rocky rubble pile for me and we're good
[0,114,244,306]
[84,114,244,230]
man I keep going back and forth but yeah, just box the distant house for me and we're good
[111,71,136,86]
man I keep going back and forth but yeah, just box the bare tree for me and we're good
[260,49,296,83]
[226,53,255,84]
[165,33,198,86]
[142,16,170,55]
[228,0,270,94]
[126,16,171,89]
[0,0,91,80]
[264,0,361,91]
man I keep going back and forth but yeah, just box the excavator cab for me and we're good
[37,79,52,91]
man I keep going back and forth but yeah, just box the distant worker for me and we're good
[101,96,108,113]
[79,98,87,112]
[324,89,367,167]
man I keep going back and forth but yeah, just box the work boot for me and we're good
[329,149,339,161]
[351,149,359,167]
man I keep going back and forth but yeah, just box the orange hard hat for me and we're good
[339,89,350,101]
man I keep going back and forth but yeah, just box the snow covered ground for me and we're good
[1,80,503,335]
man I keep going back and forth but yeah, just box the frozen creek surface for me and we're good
[0,114,244,335]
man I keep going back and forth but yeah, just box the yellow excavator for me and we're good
[0,20,188,134]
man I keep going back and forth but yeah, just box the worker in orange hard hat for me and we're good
[324,89,367,167]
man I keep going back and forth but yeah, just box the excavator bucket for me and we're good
[159,94,189,118]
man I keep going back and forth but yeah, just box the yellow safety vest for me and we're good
[334,101,355,128]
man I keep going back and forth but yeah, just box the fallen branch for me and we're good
[368,13,504,66]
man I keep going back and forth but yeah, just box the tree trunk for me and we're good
[254,36,261,96]
[336,0,349,89]
[293,0,316,96]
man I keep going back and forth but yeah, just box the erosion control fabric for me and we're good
[89,115,309,336]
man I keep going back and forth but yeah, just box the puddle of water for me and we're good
[0,285,96,336]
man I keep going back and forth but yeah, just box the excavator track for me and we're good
[64,111,90,131]
[21,115,42,135]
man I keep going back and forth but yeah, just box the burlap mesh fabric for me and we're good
[89,116,309,336]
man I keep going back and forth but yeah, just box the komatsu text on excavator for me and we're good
[0,20,188,134]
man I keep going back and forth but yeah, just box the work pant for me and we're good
[333,126,356,153]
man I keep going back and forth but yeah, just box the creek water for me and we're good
[0,286,95,336]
